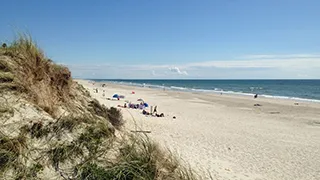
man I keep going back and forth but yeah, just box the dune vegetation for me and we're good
[0,35,198,179]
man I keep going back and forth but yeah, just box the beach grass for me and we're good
[0,133,27,174]
[0,104,14,118]
[1,34,72,117]
[48,142,84,171]
[89,99,124,129]
[75,134,198,180]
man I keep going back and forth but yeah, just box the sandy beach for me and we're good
[77,80,320,180]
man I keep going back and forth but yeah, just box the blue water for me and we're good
[91,79,320,102]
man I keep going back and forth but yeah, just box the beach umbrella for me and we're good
[137,98,144,102]
[113,94,119,98]
[143,103,149,107]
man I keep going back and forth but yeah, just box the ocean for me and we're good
[91,79,320,102]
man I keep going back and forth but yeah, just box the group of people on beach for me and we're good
[122,102,145,109]
[142,106,165,117]
[91,82,167,118]
[119,102,165,117]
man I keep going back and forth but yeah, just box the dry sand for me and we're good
[77,80,320,180]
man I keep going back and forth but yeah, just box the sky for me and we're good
[1,0,320,79]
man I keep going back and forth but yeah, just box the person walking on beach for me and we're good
[153,106,157,114]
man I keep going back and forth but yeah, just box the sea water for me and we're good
[92,79,320,102]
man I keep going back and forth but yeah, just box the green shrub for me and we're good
[75,135,197,180]
[88,99,108,118]
[48,143,83,170]
[77,123,112,155]
[20,121,51,139]
[15,163,44,179]
[88,99,124,129]
[107,107,123,129]
[78,163,111,180]
[0,134,26,173]
[0,105,14,118]
[52,116,79,133]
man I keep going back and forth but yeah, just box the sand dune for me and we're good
[78,80,320,180]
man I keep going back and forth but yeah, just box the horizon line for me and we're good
[78,78,320,80]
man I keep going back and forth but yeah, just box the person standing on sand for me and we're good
[153,106,157,114]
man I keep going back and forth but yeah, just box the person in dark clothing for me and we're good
[142,109,150,115]
[153,106,157,114]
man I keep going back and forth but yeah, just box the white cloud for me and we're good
[184,59,320,69]
[168,67,188,75]
[241,54,320,59]
[151,70,156,76]
[66,54,320,79]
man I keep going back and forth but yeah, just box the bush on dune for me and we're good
[89,99,124,129]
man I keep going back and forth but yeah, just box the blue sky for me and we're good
[1,0,320,79]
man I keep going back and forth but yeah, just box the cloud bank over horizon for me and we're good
[66,54,320,79]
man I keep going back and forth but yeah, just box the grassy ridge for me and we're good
[0,36,199,179]
[1,35,72,116]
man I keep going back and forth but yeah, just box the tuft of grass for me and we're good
[77,123,113,155]
[88,99,108,118]
[49,64,72,100]
[52,115,95,134]
[1,34,72,116]
[77,163,111,180]
[76,83,90,97]
[26,163,44,178]
[52,116,79,133]
[75,134,198,180]
[0,82,21,92]
[111,135,164,179]
[88,99,124,129]
[0,105,14,118]
[20,121,51,139]
[15,163,44,179]
[20,115,96,140]
[48,142,83,170]
[0,150,16,173]
[0,133,27,173]
[0,58,11,72]
[0,72,14,83]
[107,107,124,129]
[30,122,50,139]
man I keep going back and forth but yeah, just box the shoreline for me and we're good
[86,79,320,104]
[77,79,320,180]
